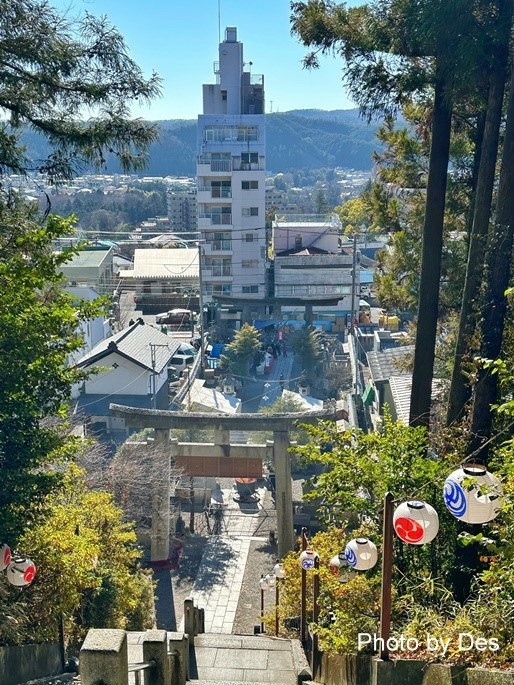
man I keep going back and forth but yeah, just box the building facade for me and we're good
[272,214,356,318]
[196,27,266,303]
[167,188,198,235]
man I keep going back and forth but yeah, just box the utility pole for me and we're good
[350,231,358,334]
[149,343,169,410]
[197,241,205,375]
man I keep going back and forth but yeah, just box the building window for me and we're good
[245,233,255,242]
[242,259,258,269]
[241,152,259,166]
[242,207,259,216]
[242,180,259,190]
[242,285,259,294]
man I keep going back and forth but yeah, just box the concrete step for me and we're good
[188,633,301,685]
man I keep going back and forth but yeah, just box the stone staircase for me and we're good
[186,633,307,685]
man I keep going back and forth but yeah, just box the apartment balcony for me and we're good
[198,213,232,227]
[202,268,233,283]
[203,240,233,255]
[197,187,232,203]
[197,156,232,174]
[232,159,266,172]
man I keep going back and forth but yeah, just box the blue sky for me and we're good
[51,0,359,120]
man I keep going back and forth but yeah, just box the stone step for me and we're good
[188,633,300,685]
[186,681,278,685]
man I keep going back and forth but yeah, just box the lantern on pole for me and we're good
[393,500,439,545]
[6,557,37,587]
[299,549,319,570]
[0,543,11,572]
[444,464,503,524]
[273,562,286,579]
[344,537,378,570]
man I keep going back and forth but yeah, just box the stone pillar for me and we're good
[151,429,171,562]
[214,424,230,447]
[273,429,294,558]
[304,302,313,327]
[80,629,128,685]
[242,304,251,324]
[142,630,170,685]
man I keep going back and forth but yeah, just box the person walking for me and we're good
[279,373,285,391]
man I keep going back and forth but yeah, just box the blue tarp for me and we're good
[210,343,224,358]
[252,320,281,330]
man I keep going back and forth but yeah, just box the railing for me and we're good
[198,186,232,198]
[206,240,232,251]
[128,658,156,685]
[197,157,232,172]
[198,213,232,225]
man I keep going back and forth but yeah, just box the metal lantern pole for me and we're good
[379,492,395,660]
[275,580,280,636]
[260,574,267,633]
[300,527,308,644]
[311,554,320,674]
[273,560,286,637]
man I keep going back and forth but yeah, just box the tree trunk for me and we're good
[446,0,513,426]
[468,56,514,461]
[409,69,452,428]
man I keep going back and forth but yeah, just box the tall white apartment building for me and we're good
[197,27,266,303]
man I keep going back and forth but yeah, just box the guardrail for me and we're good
[80,600,204,685]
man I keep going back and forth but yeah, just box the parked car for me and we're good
[155,309,194,325]
[169,352,195,375]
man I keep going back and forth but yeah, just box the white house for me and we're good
[72,320,181,436]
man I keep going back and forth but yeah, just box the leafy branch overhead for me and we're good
[0,0,162,179]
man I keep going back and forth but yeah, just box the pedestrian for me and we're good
[279,373,285,391]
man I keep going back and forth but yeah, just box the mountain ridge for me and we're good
[19,109,381,176]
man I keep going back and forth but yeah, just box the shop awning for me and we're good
[362,383,375,406]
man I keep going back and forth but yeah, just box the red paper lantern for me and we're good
[6,557,37,587]
[0,543,11,572]
[393,500,439,545]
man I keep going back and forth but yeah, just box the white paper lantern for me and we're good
[6,557,37,587]
[393,500,439,545]
[273,562,286,579]
[444,464,503,524]
[344,537,378,570]
[329,553,346,576]
[0,543,11,572]
[259,574,269,591]
[299,549,319,570]
[266,573,276,588]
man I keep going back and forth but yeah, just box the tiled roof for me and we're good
[131,248,199,279]
[366,345,414,383]
[75,320,180,372]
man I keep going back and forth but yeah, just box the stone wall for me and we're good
[315,654,514,685]
[0,643,61,685]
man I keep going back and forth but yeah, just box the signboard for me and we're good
[174,455,263,478]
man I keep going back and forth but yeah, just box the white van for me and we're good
[169,344,197,375]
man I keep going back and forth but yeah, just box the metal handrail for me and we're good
[128,658,156,685]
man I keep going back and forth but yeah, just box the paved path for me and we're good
[179,482,271,634]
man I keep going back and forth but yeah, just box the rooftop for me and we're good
[75,320,180,373]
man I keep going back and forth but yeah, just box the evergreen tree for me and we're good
[0,0,161,180]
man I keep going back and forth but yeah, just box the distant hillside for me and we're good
[19,109,381,176]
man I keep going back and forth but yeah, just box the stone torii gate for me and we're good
[109,404,338,560]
